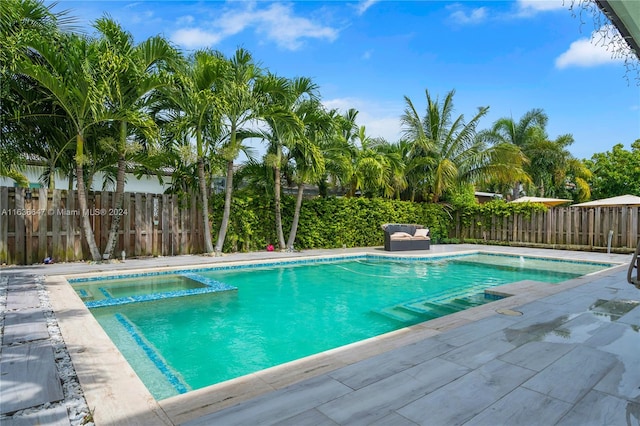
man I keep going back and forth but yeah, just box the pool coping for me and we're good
[45,247,627,425]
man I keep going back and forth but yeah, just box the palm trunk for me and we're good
[103,154,126,260]
[198,157,214,254]
[286,183,305,250]
[75,133,102,261]
[317,177,327,198]
[214,159,234,255]
[48,161,55,190]
[274,147,286,250]
[512,182,520,200]
[103,122,128,260]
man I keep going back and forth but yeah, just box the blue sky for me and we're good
[52,0,639,160]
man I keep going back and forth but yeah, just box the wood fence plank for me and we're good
[543,210,549,244]
[588,209,595,247]
[602,208,610,248]
[123,193,131,258]
[612,208,620,247]
[135,193,143,256]
[492,214,497,241]
[146,194,153,255]
[15,189,26,264]
[101,190,110,252]
[162,194,170,256]
[595,208,602,246]
[37,188,47,261]
[180,199,188,254]
[633,208,639,247]
[51,190,61,260]
[502,216,507,242]
[558,208,564,245]
[190,194,198,253]
[171,195,179,256]
[625,207,633,248]
[71,191,82,261]
[65,191,73,261]
[573,208,580,246]
[0,187,8,263]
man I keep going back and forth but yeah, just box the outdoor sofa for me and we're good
[381,223,430,251]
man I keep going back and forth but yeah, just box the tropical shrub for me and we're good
[211,194,451,252]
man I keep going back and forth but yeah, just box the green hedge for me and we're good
[211,195,450,252]
[210,196,544,253]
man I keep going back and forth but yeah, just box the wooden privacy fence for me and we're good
[0,187,204,265]
[451,206,640,250]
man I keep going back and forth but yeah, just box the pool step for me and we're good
[374,292,505,325]
[374,306,435,324]
[403,301,461,316]
[179,273,237,292]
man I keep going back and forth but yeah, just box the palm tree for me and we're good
[402,89,530,203]
[159,50,227,254]
[350,126,403,198]
[94,17,179,260]
[523,132,591,200]
[315,108,358,197]
[257,74,318,251]
[368,139,410,199]
[0,0,73,187]
[285,99,328,250]
[482,108,547,199]
[402,89,493,202]
[214,48,262,256]
[17,32,111,261]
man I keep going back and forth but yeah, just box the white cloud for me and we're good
[449,0,563,24]
[323,97,403,143]
[356,0,379,16]
[516,0,565,16]
[556,28,626,69]
[449,7,488,25]
[253,3,338,50]
[171,2,337,50]
[176,15,194,26]
[172,28,221,49]
[361,50,373,60]
[130,10,156,24]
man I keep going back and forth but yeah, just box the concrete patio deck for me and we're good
[1,245,639,425]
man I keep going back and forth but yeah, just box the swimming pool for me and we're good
[70,253,612,400]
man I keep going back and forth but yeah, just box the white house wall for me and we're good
[0,168,170,194]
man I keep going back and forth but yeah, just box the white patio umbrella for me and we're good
[573,194,640,207]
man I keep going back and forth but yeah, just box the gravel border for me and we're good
[0,275,93,425]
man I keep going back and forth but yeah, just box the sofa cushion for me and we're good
[390,231,413,240]
[414,228,429,238]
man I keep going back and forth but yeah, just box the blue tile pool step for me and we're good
[84,273,237,308]
[115,313,190,395]
[178,273,236,292]
[374,291,505,325]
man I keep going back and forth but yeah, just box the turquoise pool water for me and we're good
[80,253,610,400]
